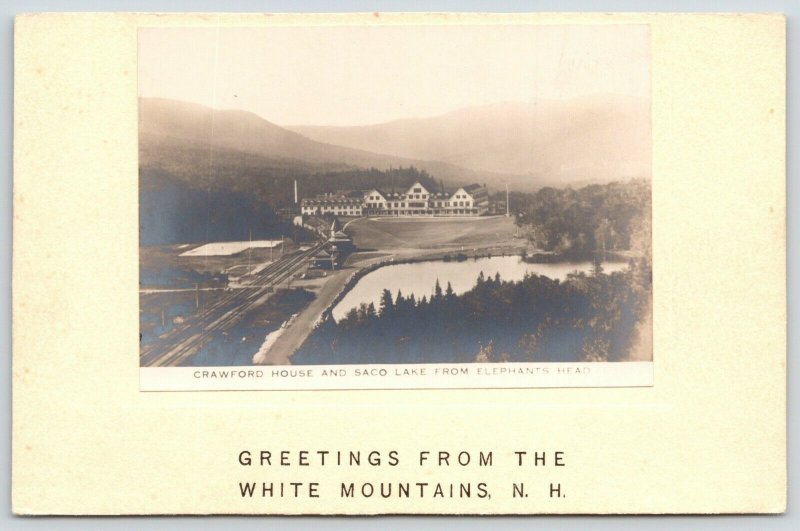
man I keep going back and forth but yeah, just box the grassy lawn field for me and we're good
[346,215,521,251]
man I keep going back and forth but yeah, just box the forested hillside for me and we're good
[139,98,504,187]
[508,180,651,258]
[139,163,439,245]
[293,262,652,364]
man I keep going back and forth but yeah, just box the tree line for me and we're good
[140,165,439,245]
[291,259,652,365]
[501,180,651,259]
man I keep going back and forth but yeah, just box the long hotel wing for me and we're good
[301,181,490,217]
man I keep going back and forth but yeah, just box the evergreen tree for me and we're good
[591,256,604,277]
[343,307,358,324]
[379,288,394,317]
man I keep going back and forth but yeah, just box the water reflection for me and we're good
[332,256,627,321]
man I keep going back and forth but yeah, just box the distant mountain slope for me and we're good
[288,95,651,185]
[138,96,650,245]
[139,98,511,188]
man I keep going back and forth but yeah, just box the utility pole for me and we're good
[506,183,510,218]
[248,228,252,274]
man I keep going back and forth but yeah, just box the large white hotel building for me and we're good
[300,181,489,217]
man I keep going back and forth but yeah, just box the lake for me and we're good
[331,256,628,321]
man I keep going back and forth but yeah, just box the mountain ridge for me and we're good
[139,97,517,188]
[287,94,651,183]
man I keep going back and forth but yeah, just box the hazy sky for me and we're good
[139,25,649,126]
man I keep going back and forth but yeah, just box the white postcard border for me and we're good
[140,361,653,391]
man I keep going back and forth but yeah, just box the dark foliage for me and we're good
[138,263,227,289]
[503,180,651,258]
[139,172,297,245]
[292,260,651,365]
[139,164,438,245]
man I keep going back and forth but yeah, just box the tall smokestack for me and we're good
[294,180,298,204]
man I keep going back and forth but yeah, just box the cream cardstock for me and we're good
[12,12,785,515]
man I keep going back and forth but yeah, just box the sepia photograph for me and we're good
[138,24,652,388]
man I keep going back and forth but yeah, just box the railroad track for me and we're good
[140,242,324,367]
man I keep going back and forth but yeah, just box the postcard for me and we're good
[12,12,785,515]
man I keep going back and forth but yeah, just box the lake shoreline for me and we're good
[324,251,630,323]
